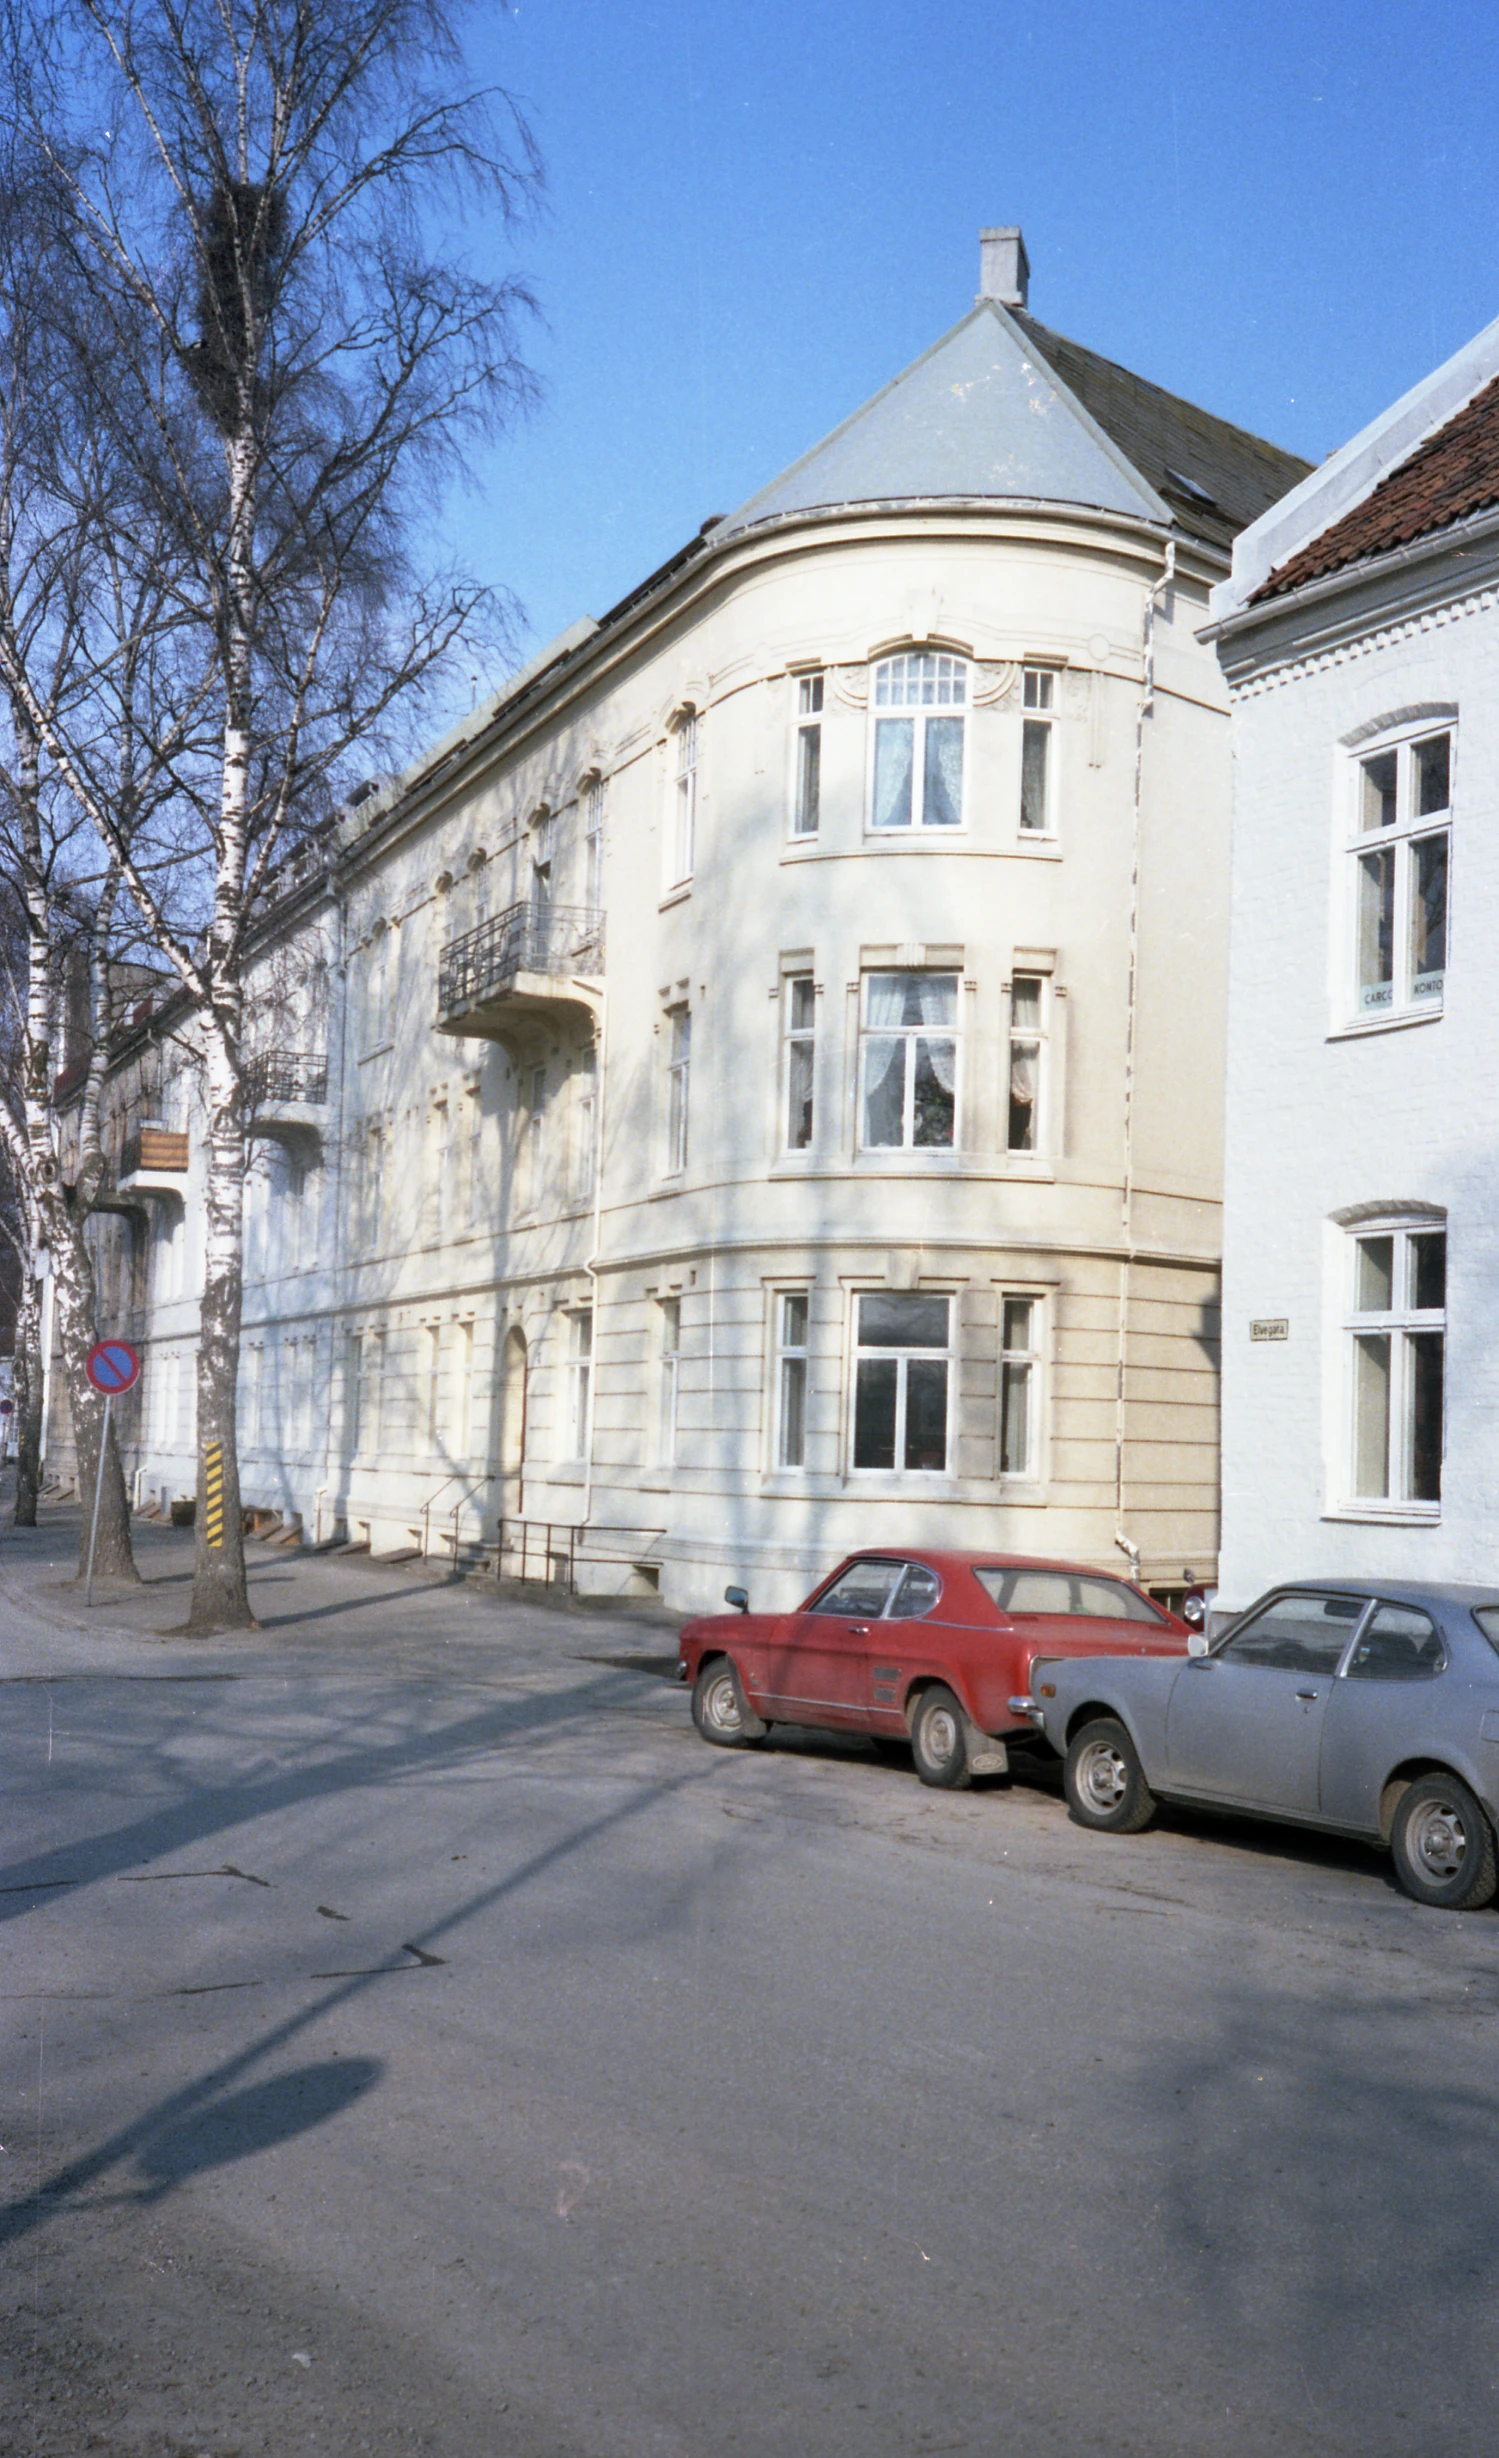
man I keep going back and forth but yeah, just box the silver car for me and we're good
[1023,1580,1499,1911]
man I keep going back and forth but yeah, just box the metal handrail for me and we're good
[438,900,604,1017]
[496,1519,667,1594]
[420,1470,494,1560]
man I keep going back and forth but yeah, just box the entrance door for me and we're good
[1164,1590,1369,1815]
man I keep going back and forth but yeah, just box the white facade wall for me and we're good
[1215,545,1499,1610]
[73,504,1229,1611]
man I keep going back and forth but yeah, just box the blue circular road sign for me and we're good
[86,1339,141,1395]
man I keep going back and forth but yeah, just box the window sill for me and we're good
[1011,835,1063,859]
[1327,1006,1442,1043]
[995,1481,1049,1505]
[1321,1504,1441,1526]
[659,883,692,910]
[648,1176,688,1200]
[861,831,970,849]
[356,1040,394,1063]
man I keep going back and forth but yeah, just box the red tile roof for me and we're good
[1253,370,1499,603]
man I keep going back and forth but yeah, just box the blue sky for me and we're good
[437,0,1499,672]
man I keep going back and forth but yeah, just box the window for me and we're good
[999,1296,1040,1477]
[455,1319,475,1456]
[1007,976,1046,1152]
[1350,727,1450,1020]
[568,1310,592,1460]
[851,1291,951,1474]
[572,1048,597,1202]
[344,1331,363,1454]
[859,972,957,1150]
[784,976,815,1150]
[793,674,822,836]
[666,1007,691,1173]
[1346,1224,1444,1508]
[1218,1590,1367,1675]
[809,1558,905,1616]
[1020,667,1056,833]
[1345,1602,1444,1681]
[659,1297,681,1465]
[424,1323,442,1448]
[531,813,553,918]
[870,652,966,830]
[774,1291,810,1469]
[672,715,698,883]
[584,778,604,909]
[974,1566,1165,1622]
[527,1065,546,1206]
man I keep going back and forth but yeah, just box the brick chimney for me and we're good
[978,227,1029,311]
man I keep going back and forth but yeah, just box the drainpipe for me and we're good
[581,977,608,1532]
[36,1249,53,1474]
[1114,538,1176,1575]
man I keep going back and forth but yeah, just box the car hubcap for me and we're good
[1077,1741,1129,1813]
[1409,1799,1467,1882]
[924,1706,959,1764]
[708,1674,741,1734]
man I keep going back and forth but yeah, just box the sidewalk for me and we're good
[0,1491,685,1684]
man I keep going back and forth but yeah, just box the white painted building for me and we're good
[1209,314,1499,1608]
[69,232,1307,1611]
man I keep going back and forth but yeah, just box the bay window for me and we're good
[1346,1223,1444,1509]
[859,971,958,1150]
[851,1291,951,1474]
[870,652,966,830]
[1020,667,1055,833]
[999,1297,1041,1477]
[1007,975,1047,1152]
[784,975,815,1150]
[1350,726,1450,1021]
[793,675,822,836]
[774,1291,810,1469]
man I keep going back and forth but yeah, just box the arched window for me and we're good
[870,651,967,831]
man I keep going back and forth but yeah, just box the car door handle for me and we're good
[846,1624,870,1636]
[1295,1689,1320,1701]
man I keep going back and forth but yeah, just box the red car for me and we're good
[678,1549,1192,1789]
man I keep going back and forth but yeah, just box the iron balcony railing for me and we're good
[438,900,604,1018]
[246,1048,328,1106]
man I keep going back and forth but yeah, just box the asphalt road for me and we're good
[4,1523,1499,2457]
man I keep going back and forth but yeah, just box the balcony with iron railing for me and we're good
[437,900,604,1045]
[246,1047,328,1145]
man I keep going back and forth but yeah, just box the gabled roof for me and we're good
[1210,305,1499,629]
[721,297,1309,554]
[1252,369,1499,602]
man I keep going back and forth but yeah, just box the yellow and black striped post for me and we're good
[203,1442,226,1549]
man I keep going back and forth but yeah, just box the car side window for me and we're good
[1218,1591,1366,1676]
[808,1560,905,1618]
[1471,1606,1499,1658]
[890,1563,941,1617]
[974,1567,1163,1623]
[1345,1603,1445,1681]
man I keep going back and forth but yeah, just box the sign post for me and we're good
[84,1341,142,1607]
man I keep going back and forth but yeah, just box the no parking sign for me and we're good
[84,1340,141,1603]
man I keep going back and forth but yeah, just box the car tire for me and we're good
[910,1686,973,1791]
[1064,1717,1157,1834]
[1390,1773,1498,1911]
[691,1655,765,1748]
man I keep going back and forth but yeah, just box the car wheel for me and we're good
[691,1656,765,1748]
[910,1686,972,1791]
[1390,1774,1498,1911]
[1064,1718,1157,1834]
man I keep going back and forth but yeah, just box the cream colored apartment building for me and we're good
[69,233,1307,1610]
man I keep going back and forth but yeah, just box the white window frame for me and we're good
[791,673,823,837]
[665,1006,691,1175]
[567,1308,593,1462]
[584,776,605,909]
[783,973,815,1152]
[848,1289,954,1478]
[1007,973,1049,1154]
[658,1296,682,1466]
[1342,1219,1445,1518]
[572,1046,598,1203]
[1020,666,1058,836]
[867,652,968,833]
[772,1289,811,1470]
[998,1293,1044,1481]
[670,714,698,885]
[1344,720,1452,1027]
[857,970,960,1153]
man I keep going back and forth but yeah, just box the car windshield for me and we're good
[1216,1591,1367,1675]
[974,1567,1165,1624]
[806,1560,906,1617]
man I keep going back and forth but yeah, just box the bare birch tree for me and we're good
[0,0,537,1629]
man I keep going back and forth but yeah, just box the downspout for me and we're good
[323,858,349,1541]
[1115,537,1175,1580]
[581,978,608,1531]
